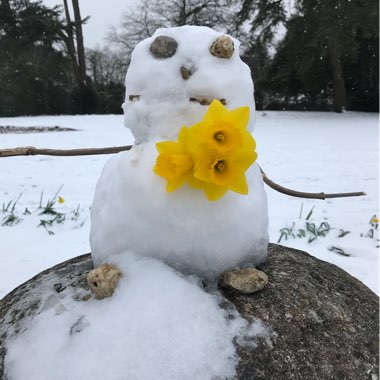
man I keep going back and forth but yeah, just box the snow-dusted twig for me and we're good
[0,145,366,200]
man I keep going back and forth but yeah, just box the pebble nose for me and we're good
[180,66,192,80]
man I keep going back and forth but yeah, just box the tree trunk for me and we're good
[63,0,96,114]
[328,40,346,113]
[62,0,83,89]
[71,0,87,86]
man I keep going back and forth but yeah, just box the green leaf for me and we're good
[338,229,351,238]
[328,246,350,257]
[305,206,314,220]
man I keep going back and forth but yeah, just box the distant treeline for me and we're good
[0,0,378,116]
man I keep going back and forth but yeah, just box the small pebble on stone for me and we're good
[219,267,268,294]
[87,263,122,300]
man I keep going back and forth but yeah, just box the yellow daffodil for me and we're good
[188,99,255,153]
[58,196,65,204]
[192,148,257,201]
[153,100,258,201]
[154,127,194,192]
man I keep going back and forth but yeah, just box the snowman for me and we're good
[88,26,269,298]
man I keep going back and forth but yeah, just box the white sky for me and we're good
[38,0,137,48]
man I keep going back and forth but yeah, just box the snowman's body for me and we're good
[90,26,269,278]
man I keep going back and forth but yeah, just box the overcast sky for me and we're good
[38,0,137,48]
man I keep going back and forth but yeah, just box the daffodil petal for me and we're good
[241,131,256,150]
[194,160,214,183]
[188,176,205,189]
[203,183,228,201]
[177,126,189,146]
[166,174,190,192]
[191,146,215,172]
[234,150,257,172]
[227,175,249,195]
[156,141,182,154]
[228,106,250,130]
[154,154,175,180]
[203,99,229,125]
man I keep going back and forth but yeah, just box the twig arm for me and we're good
[259,167,366,200]
[0,146,132,157]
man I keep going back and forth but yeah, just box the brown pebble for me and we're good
[87,264,122,300]
[180,66,192,80]
[219,267,268,294]
[210,35,234,59]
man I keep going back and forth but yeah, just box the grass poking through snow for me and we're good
[277,203,379,258]
[1,186,86,235]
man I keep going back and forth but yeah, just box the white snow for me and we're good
[0,115,132,297]
[254,111,379,293]
[0,111,377,297]
[90,26,268,277]
[4,253,272,380]
[124,26,255,144]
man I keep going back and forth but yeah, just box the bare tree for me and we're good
[107,0,234,59]
[107,0,167,59]
[86,48,127,86]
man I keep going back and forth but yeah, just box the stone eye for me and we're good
[210,35,234,59]
[150,36,178,58]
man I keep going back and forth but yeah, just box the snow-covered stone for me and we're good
[2,253,271,380]
[1,245,378,380]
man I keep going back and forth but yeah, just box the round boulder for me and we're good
[224,244,379,379]
[0,245,378,379]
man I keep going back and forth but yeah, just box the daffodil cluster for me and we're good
[154,99,257,201]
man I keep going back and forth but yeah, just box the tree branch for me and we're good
[0,145,366,200]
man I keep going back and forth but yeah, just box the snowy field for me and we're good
[0,111,378,298]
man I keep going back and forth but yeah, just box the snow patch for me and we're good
[5,253,271,380]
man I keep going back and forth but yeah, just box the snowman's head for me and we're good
[123,26,255,144]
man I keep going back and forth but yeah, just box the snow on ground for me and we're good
[0,111,378,298]
[254,111,379,294]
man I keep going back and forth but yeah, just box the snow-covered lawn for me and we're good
[0,111,378,298]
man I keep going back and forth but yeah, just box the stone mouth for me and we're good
[128,95,226,106]
[189,97,226,106]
